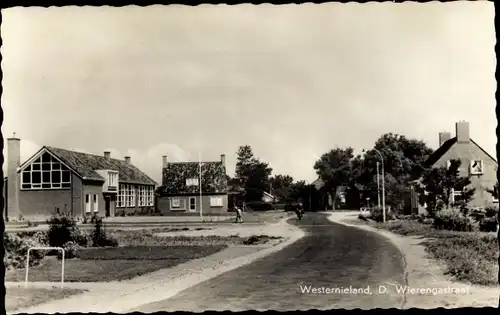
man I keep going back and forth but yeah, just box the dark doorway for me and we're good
[105,197,111,217]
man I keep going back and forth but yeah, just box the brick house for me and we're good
[156,154,229,215]
[3,136,157,222]
[410,121,498,215]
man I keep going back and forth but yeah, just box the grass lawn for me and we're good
[111,229,246,246]
[6,245,227,283]
[365,218,498,286]
[6,287,86,313]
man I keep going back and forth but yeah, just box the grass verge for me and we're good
[6,245,227,282]
[365,218,498,286]
[6,287,86,313]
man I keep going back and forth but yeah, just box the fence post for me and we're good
[25,247,65,289]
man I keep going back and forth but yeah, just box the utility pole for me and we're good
[376,162,381,209]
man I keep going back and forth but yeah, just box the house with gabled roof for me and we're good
[4,135,157,222]
[156,154,229,214]
[409,121,498,215]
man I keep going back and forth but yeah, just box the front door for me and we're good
[105,197,111,217]
[189,197,196,212]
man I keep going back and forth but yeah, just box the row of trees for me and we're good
[313,133,494,214]
[227,145,310,203]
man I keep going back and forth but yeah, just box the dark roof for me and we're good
[41,146,157,185]
[312,178,325,190]
[160,161,227,195]
[424,137,497,167]
[423,138,457,167]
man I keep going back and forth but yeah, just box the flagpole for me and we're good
[198,150,203,220]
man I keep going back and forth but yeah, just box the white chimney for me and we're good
[438,132,451,147]
[455,121,470,143]
[124,156,131,164]
[162,155,168,168]
[104,151,111,158]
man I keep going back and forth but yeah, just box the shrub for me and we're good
[479,217,498,232]
[368,208,395,222]
[4,232,47,270]
[433,208,474,232]
[92,216,118,247]
[485,206,498,218]
[47,214,78,247]
[58,241,81,259]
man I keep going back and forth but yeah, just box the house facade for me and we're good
[156,154,229,215]
[411,121,498,215]
[3,136,157,222]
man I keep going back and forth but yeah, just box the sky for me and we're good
[1,2,496,184]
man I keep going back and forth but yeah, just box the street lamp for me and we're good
[363,149,386,222]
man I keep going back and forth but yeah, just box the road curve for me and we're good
[135,212,406,312]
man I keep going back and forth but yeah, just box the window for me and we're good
[146,186,154,206]
[171,197,180,208]
[189,197,196,211]
[21,152,71,190]
[186,178,199,186]
[451,188,463,204]
[210,196,223,207]
[93,194,99,212]
[108,172,118,187]
[470,160,484,175]
[493,185,499,203]
[85,194,91,213]
[117,184,136,207]
[138,186,146,206]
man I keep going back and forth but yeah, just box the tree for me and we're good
[416,159,475,216]
[355,133,433,212]
[270,174,294,202]
[234,145,273,201]
[314,147,355,206]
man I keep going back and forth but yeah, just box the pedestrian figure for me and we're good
[295,202,304,220]
[235,205,244,223]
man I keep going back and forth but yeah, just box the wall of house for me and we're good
[157,194,228,215]
[434,141,497,208]
[82,183,106,219]
[14,173,84,221]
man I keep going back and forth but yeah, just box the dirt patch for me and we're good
[6,287,86,313]
[327,212,499,308]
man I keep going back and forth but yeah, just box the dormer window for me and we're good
[186,178,199,186]
[108,172,118,187]
[470,160,483,175]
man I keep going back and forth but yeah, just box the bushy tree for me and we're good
[234,145,273,201]
[269,174,294,201]
[416,159,475,216]
[313,147,355,204]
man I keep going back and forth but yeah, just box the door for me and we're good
[105,197,111,217]
[189,197,196,212]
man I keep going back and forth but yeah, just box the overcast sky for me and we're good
[1,2,496,184]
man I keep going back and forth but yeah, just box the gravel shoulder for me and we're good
[11,217,305,314]
[327,211,499,309]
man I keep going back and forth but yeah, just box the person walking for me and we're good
[235,205,244,223]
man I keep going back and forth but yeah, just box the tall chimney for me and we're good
[7,134,21,221]
[438,132,451,147]
[220,154,226,167]
[455,121,470,143]
[162,155,168,168]
[124,156,131,164]
[104,151,111,158]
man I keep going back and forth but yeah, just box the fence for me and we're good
[25,246,65,288]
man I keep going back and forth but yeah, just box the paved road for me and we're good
[134,212,407,312]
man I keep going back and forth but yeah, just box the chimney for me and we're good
[455,121,470,143]
[162,155,168,168]
[438,132,451,147]
[124,156,131,164]
[104,151,111,158]
[7,134,21,221]
[220,154,226,167]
